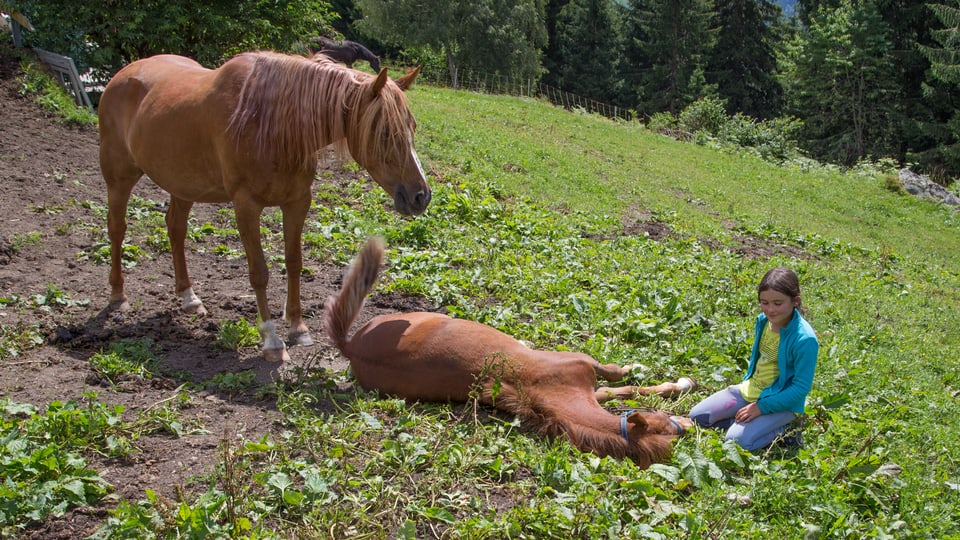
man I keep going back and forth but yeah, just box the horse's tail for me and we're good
[323,237,384,351]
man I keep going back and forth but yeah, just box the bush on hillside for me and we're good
[678,96,727,136]
[645,97,804,164]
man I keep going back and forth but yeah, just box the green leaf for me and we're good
[267,472,294,493]
[3,402,37,416]
[821,392,850,410]
[648,463,681,484]
[360,412,383,430]
[418,506,456,524]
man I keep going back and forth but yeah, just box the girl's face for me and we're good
[758,289,798,330]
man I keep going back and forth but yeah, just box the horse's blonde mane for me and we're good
[228,52,414,173]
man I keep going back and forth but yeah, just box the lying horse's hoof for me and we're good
[670,415,694,435]
[676,377,697,392]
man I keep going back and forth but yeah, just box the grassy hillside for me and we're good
[414,86,960,267]
[391,85,960,537]
[292,83,960,537]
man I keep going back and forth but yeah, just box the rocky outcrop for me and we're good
[899,169,960,209]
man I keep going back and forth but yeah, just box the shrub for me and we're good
[719,114,803,162]
[646,111,680,136]
[678,96,728,136]
[16,1,337,84]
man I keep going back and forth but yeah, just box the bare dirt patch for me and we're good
[0,43,425,537]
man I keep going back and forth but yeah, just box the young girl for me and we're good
[688,267,818,451]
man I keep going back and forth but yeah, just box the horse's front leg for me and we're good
[591,360,632,381]
[234,194,288,362]
[590,360,696,399]
[167,196,206,315]
[595,378,697,403]
[281,197,312,347]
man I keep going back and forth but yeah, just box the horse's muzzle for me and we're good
[394,185,431,216]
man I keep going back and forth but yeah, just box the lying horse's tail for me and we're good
[323,237,384,350]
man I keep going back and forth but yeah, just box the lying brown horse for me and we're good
[308,36,381,73]
[98,52,430,361]
[324,238,696,467]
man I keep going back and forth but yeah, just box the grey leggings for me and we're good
[688,385,797,451]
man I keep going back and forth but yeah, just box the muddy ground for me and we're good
[0,43,439,538]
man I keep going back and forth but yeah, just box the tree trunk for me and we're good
[445,45,459,89]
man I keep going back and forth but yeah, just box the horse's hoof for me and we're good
[180,288,206,315]
[263,346,290,363]
[109,299,131,313]
[676,377,697,392]
[289,331,314,347]
[183,303,207,316]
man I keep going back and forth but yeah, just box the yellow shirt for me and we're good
[740,323,780,401]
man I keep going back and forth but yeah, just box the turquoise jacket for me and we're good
[742,308,819,414]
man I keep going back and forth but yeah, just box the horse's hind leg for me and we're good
[281,197,312,347]
[234,193,288,362]
[105,188,131,310]
[167,196,205,315]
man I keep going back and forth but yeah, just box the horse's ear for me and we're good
[371,68,389,97]
[628,412,650,433]
[394,66,421,92]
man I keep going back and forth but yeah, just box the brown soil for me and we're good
[0,43,435,538]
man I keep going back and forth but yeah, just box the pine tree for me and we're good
[624,0,718,115]
[922,2,960,83]
[707,0,785,119]
[553,0,624,104]
[781,0,899,165]
[616,1,651,110]
[916,1,960,178]
[355,0,547,87]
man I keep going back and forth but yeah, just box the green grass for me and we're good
[17,58,98,127]
[5,70,960,536]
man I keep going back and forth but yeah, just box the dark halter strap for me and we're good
[620,409,636,442]
[669,417,685,436]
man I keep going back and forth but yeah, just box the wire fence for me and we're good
[416,65,635,122]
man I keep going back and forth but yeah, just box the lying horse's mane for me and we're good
[480,379,674,467]
[560,421,674,468]
[228,52,412,172]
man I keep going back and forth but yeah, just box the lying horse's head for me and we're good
[348,67,430,216]
[620,410,683,468]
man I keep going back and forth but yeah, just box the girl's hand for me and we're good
[735,402,762,423]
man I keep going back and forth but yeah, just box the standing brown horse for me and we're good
[324,238,696,467]
[98,52,430,362]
